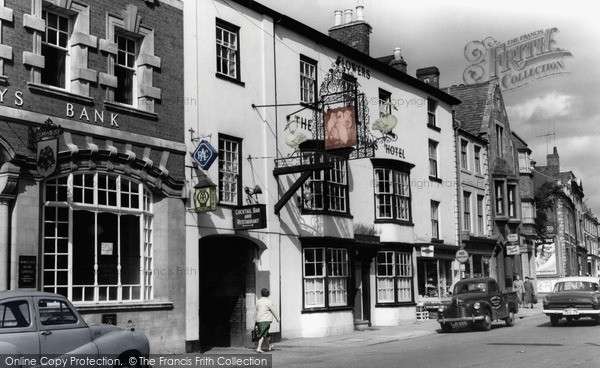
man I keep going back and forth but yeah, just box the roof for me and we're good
[229,0,461,105]
[0,290,64,299]
[442,81,494,135]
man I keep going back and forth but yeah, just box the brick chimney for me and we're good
[546,146,560,176]
[416,67,440,88]
[388,47,407,73]
[328,6,372,55]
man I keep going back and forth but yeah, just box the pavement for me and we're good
[203,301,544,355]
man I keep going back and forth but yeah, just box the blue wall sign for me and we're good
[193,140,218,170]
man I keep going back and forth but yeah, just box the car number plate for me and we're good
[563,308,579,315]
[452,321,468,326]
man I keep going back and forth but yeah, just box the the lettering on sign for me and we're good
[67,103,119,127]
[0,88,24,106]
[383,143,405,159]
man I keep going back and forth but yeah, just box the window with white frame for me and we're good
[477,195,485,234]
[507,185,517,218]
[374,168,410,221]
[376,251,412,303]
[427,98,437,127]
[43,173,153,303]
[300,56,317,104]
[495,181,505,215]
[302,157,348,213]
[460,140,469,170]
[303,247,349,309]
[218,136,241,206]
[216,19,240,80]
[41,10,70,88]
[114,34,137,105]
[429,140,438,178]
[474,145,482,175]
[519,151,531,173]
[431,200,440,239]
[463,191,471,232]
[379,89,392,117]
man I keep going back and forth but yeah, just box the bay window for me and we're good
[303,247,349,309]
[376,251,413,303]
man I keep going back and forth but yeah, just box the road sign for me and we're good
[192,140,218,170]
[455,249,469,263]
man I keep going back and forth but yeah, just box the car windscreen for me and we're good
[454,282,487,294]
[553,281,599,292]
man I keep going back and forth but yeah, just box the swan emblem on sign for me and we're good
[372,102,398,135]
[284,119,308,149]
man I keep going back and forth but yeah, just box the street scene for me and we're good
[1,0,600,367]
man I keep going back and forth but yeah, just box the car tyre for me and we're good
[550,316,560,326]
[504,311,515,327]
[481,311,492,331]
[566,316,573,325]
[440,323,452,333]
[594,315,600,325]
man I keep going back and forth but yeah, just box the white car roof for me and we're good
[556,276,600,283]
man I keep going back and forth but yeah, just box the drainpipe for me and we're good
[453,114,463,282]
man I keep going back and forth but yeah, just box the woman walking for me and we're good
[523,276,536,308]
[254,288,280,353]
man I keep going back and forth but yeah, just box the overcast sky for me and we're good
[258,0,600,213]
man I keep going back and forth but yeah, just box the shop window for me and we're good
[431,200,440,239]
[43,173,153,303]
[41,10,70,88]
[300,56,317,104]
[303,247,349,309]
[418,259,453,298]
[376,251,412,303]
[428,140,438,179]
[218,135,241,206]
[302,157,348,214]
[216,19,240,81]
[374,168,410,221]
[474,146,482,174]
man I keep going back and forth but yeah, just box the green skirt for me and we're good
[256,322,271,338]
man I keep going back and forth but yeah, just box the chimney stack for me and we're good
[416,67,440,89]
[388,47,407,73]
[547,146,560,176]
[329,6,372,55]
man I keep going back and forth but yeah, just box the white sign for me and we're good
[507,234,519,242]
[421,245,434,258]
[456,249,469,263]
[101,242,113,256]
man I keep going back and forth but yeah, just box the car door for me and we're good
[487,281,505,319]
[0,296,39,356]
[34,297,95,356]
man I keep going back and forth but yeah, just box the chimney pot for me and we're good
[344,9,353,24]
[334,10,342,26]
[356,6,364,21]
[394,47,402,61]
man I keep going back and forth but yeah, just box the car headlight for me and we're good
[438,305,446,313]
[474,302,481,310]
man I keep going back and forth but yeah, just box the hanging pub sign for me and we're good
[324,105,357,150]
[29,118,64,178]
[233,204,267,230]
[192,139,218,170]
[194,175,217,213]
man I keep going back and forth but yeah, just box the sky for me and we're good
[259,0,600,213]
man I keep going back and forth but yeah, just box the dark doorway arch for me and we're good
[198,235,260,349]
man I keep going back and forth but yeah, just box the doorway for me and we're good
[199,236,255,348]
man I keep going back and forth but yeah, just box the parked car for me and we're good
[542,276,600,326]
[437,277,519,332]
[0,290,149,367]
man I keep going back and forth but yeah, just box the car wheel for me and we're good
[594,315,600,325]
[440,323,452,333]
[505,311,515,327]
[481,311,492,331]
[116,352,142,368]
[550,316,560,326]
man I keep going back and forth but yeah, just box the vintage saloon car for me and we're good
[437,277,519,332]
[543,276,600,326]
[0,291,149,367]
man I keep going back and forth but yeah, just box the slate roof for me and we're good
[442,81,494,136]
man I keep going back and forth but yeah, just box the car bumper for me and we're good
[543,309,600,315]
[437,315,485,324]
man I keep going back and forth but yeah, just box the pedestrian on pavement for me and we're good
[254,288,280,353]
[512,275,524,307]
[523,276,536,308]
